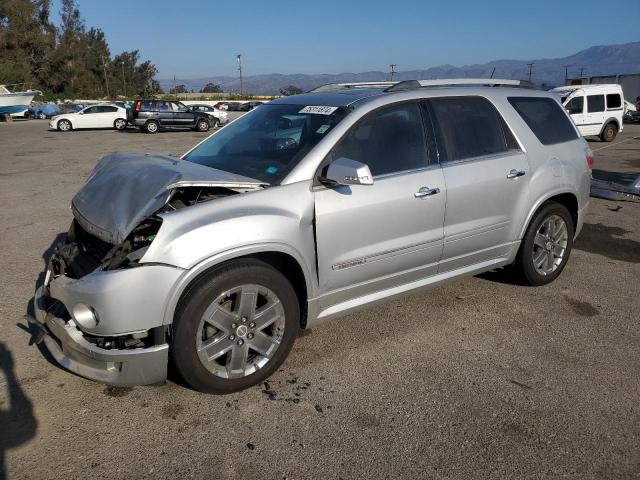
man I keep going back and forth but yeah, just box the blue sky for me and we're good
[54,0,639,78]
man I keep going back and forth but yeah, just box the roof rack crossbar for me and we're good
[308,82,398,93]
[385,78,536,92]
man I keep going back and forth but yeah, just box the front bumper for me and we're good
[32,286,169,386]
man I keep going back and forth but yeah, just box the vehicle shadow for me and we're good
[0,343,38,480]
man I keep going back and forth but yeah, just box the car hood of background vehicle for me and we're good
[71,152,266,244]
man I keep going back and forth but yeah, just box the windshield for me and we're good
[184,104,349,184]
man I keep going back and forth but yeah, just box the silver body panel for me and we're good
[35,85,590,385]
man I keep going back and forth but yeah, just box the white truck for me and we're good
[552,84,624,142]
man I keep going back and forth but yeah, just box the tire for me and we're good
[38,112,46,120]
[210,117,219,128]
[57,119,72,132]
[514,202,574,286]
[600,122,617,142]
[114,118,127,130]
[144,120,159,134]
[171,259,299,394]
[196,119,210,132]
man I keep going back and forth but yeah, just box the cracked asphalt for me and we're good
[0,119,638,479]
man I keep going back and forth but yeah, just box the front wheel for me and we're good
[514,202,574,286]
[171,259,299,394]
[114,118,127,130]
[57,119,72,131]
[38,112,46,119]
[600,123,617,142]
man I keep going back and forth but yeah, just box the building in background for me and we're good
[568,74,640,101]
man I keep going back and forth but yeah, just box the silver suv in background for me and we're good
[33,79,591,393]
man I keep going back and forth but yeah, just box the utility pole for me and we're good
[579,66,585,79]
[237,54,244,96]
[121,60,126,98]
[389,64,397,82]
[101,55,110,98]
[526,63,534,82]
[562,64,571,84]
[490,66,496,79]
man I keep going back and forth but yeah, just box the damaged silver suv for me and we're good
[33,79,592,393]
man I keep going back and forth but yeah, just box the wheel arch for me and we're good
[163,247,313,329]
[519,191,579,239]
[599,117,620,134]
[57,117,72,129]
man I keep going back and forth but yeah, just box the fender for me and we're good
[159,242,317,326]
[518,187,580,240]
[599,117,620,135]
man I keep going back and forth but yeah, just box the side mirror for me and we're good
[320,157,374,187]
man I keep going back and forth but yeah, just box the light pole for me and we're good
[121,60,126,98]
[237,54,244,96]
[389,64,397,82]
[527,63,534,82]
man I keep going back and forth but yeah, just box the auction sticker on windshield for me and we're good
[299,106,339,115]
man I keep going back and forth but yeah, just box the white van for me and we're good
[551,84,624,142]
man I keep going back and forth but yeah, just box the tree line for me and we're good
[0,0,161,99]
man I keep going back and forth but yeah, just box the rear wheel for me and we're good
[144,120,159,134]
[514,202,574,286]
[196,119,210,132]
[38,112,46,120]
[600,122,617,142]
[114,118,127,130]
[171,259,299,394]
[57,119,72,131]
[210,117,219,128]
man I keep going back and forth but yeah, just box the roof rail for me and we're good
[309,82,398,93]
[385,78,536,92]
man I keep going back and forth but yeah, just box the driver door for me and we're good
[314,102,446,309]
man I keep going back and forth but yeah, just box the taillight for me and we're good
[585,148,594,170]
[135,101,141,111]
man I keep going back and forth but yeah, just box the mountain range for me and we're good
[158,41,640,95]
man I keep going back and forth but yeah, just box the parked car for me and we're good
[551,84,624,142]
[213,102,229,110]
[30,103,60,119]
[10,108,31,119]
[221,101,242,111]
[623,100,640,123]
[187,104,228,127]
[127,100,213,133]
[33,79,591,393]
[58,103,86,114]
[49,104,128,131]
[237,100,263,111]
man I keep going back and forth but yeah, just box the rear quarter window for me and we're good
[606,93,622,110]
[508,97,579,146]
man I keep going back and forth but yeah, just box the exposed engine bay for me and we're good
[50,186,240,280]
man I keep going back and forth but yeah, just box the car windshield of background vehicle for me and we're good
[184,104,349,184]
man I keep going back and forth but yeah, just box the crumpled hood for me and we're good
[71,152,265,244]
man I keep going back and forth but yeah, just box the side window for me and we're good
[565,96,584,114]
[99,106,117,113]
[429,96,518,162]
[606,93,622,110]
[329,102,428,177]
[508,97,579,145]
[157,101,170,111]
[587,95,605,113]
[84,106,100,114]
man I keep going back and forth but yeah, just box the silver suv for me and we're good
[33,79,592,393]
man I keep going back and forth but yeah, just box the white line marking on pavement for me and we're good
[593,136,640,152]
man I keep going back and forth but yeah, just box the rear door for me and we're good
[171,101,195,128]
[156,101,174,127]
[314,101,447,308]
[97,105,119,128]
[427,96,530,272]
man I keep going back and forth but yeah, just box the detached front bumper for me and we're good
[32,286,169,386]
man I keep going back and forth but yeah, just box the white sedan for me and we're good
[49,104,128,131]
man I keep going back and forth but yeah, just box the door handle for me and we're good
[507,169,526,179]
[414,187,441,198]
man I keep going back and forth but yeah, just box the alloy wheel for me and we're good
[195,284,286,379]
[532,214,568,276]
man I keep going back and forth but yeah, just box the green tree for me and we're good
[201,82,222,93]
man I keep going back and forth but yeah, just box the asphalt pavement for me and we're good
[0,119,638,480]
